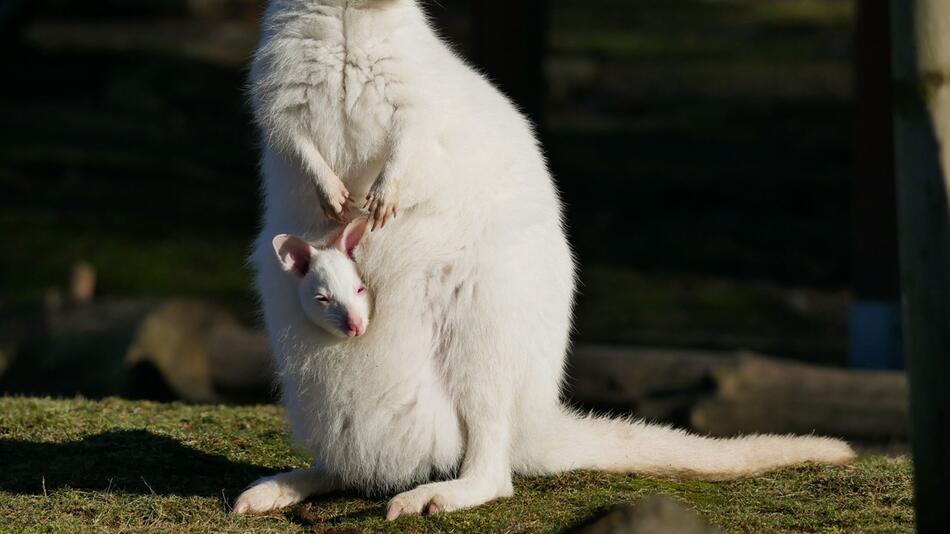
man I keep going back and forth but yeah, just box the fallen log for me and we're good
[123,299,274,404]
[565,344,735,425]
[691,354,908,441]
[0,297,273,404]
[1,301,910,441]
[566,345,908,442]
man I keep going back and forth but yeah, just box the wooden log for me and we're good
[693,397,908,442]
[68,262,96,304]
[125,300,273,404]
[710,353,907,401]
[0,298,272,404]
[206,321,274,402]
[565,345,734,425]
[692,354,908,441]
[890,1,950,530]
[125,300,228,403]
[567,346,910,441]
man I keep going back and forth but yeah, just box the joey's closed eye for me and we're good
[315,294,331,303]
[356,286,367,295]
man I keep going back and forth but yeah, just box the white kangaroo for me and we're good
[235,0,854,519]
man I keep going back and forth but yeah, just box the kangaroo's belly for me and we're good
[283,354,464,492]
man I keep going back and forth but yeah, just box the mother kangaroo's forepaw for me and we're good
[318,178,351,223]
[384,479,513,520]
[364,175,399,231]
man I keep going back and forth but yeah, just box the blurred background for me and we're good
[0,1,906,447]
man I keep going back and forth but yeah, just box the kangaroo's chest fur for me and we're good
[253,2,415,174]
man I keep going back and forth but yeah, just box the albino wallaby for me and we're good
[271,219,372,338]
[236,0,854,520]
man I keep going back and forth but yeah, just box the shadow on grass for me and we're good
[287,499,388,529]
[0,429,274,497]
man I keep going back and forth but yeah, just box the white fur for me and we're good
[272,219,372,338]
[235,0,855,518]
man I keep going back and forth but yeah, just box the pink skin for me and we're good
[273,219,372,338]
[346,314,365,337]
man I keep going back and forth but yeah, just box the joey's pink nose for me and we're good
[346,315,365,337]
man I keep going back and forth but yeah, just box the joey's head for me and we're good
[273,218,371,338]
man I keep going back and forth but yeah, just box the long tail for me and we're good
[520,409,855,480]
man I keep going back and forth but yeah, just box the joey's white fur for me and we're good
[237,0,855,519]
[272,219,372,338]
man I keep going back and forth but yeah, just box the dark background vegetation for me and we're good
[0,0,854,365]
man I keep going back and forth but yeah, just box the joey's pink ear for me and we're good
[272,234,316,277]
[333,218,370,259]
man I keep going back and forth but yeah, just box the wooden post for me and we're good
[890,1,950,531]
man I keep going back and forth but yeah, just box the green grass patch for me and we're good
[0,397,913,533]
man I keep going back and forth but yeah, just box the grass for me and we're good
[0,396,913,533]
